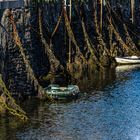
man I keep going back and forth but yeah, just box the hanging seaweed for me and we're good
[81,19,105,69]
[92,3,113,66]
[0,0,140,102]
[107,17,135,56]
[0,75,27,120]
[38,7,64,76]
[106,1,138,56]
[63,3,86,65]
[123,23,140,55]
[6,9,53,100]
[108,24,115,56]
[93,2,109,55]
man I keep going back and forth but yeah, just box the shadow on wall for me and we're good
[0,0,24,9]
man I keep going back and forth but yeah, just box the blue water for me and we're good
[1,65,140,140]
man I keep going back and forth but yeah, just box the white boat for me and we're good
[115,56,140,64]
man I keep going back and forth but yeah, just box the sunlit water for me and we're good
[1,65,140,140]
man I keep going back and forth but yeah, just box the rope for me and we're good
[63,8,86,63]
[38,7,63,74]
[92,3,110,55]
[74,4,104,68]
[51,9,63,38]
[0,22,9,35]
[7,10,53,101]
[0,75,28,121]
[123,23,140,54]
[106,1,140,39]
[106,2,138,55]
[107,16,135,55]
[81,20,104,69]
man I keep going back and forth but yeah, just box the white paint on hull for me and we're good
[115,56,140,64]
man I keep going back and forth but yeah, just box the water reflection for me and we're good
[71,68,116,92]
[116,64,140,72]
[1,66,140,140]
[0,114,24,140]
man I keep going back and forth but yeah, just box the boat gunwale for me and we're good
[44,85,79,96]
[115,56,140,64]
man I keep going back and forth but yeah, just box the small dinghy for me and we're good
[44,84,80,100]
[115,56,140,64]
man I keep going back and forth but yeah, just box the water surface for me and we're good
[1,65,140,140]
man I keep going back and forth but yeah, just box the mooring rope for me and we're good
[107,16,135,55]
[38,7,64,74]
[106,1,140,39]
[7,10,54,101]
[106,3,138,55]
[0,22,9,35]
[92,3,110,56]
[0,75,28,120]
[123,23,140,54]
[81,20,104,68]
[51,9,63,38]
[74,4,104,68]
[63,8,87,64]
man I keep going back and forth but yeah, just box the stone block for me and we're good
[0,0,24,9]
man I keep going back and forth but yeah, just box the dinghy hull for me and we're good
[44,85,80,100]
[115,56,140,64]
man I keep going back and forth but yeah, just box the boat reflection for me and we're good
[116,64,140,72]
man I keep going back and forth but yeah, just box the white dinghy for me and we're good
[115,56,140,64]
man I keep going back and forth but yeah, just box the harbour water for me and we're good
[0,65,140,140]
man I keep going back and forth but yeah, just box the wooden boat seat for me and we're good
[60,87,67,91]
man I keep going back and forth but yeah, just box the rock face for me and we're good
[0,0,24,9]
[0,9,33,96]
[0,2,49,96]
[0,0,140,97]
[110,0,140,27]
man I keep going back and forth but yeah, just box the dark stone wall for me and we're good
[0,0,140,96]
[0,1,51,96]
[110,0,140,25]
[0,9,34,96]
[0,0,24,9]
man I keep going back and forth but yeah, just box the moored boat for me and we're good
[44,84,80,100]
[115,56,140,64]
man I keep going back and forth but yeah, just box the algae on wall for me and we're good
[0,0,140,97]
[0,74,28,120]
[0,0,24,9]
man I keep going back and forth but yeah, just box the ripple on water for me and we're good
[2,67,140,140]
